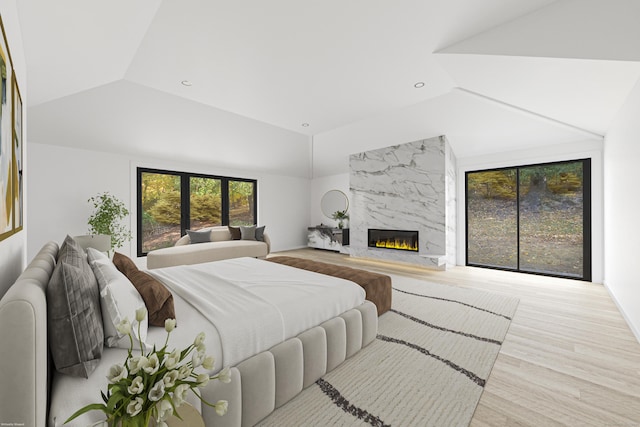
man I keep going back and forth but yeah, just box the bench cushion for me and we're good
[147,240,269,269]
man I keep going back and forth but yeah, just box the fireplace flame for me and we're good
[375,238,418,251]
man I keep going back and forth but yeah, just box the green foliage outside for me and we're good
[468,163,583,200]
[87,192,132,250]
[229,180,255,226]
[141,173,255,251]
[468,170,517,199]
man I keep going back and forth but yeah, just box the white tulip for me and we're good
[173,383,190,406]
[194,332,205,346]
[116,318,132,336]
[202,355,215,371]
[217,367,231,384]
[135,307,147,322]
[126,397,144,417]
[156,422,168,427]
[214,400,228,416]
[192,349,205,368]
[128,355,149,375]
[144,354,160,375]
[148,380,165,402]
[177,365,192,380]
[128,376,144,395]
[164,318,176,332]
[163,349,180,370]
[106,364,128,384]
[156,398,173,421]
[196,373,210,388]
[163,370,179,388]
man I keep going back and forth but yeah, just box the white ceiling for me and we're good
[17,0,640,176]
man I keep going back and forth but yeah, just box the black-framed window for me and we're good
[465,158,591,281]
[137,167,257,256]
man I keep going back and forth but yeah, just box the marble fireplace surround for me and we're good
[348,135,456,270]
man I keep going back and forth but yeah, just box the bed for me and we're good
[0,239,378,427]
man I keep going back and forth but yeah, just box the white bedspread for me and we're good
[147,257,365,368]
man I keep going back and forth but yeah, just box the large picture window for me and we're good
[465,159,591,281]
[137,168,257,256]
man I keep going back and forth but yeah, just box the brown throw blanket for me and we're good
[266,256,392,315]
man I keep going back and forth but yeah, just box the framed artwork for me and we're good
[0,15,14,241]
[12,73,22,231]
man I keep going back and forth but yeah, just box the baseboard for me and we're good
[603,282,640,344]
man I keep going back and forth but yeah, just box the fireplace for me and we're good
[368,229,419,252]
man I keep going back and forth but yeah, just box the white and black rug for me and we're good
[257,274,519,427]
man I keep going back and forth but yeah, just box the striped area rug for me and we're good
[257,274,519,427]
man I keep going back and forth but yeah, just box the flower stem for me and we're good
[138,321,144,355]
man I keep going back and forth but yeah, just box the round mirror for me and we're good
[321,190,349,218]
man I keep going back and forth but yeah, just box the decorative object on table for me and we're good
[88,192,132,252]
[331,209,349,229]
[65,309,231,427]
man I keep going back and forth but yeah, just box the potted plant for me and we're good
[331,209,349,229]
[88,192,132,251]
[65,312,229,426]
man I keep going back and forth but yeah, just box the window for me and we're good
[465,159,591,281]
[137,168,256,256]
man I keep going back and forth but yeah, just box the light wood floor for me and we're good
[271,249,640,427]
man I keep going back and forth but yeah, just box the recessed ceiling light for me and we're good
[181,80,193,87]
[414,82,425,88]
[302,123,310,127]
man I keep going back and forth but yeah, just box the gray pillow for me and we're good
[47,236,104,378]
[240,225,257,240]
[255,225,266,242]
[187,229,211,244]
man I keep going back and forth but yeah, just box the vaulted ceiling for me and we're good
[17,0,640,176]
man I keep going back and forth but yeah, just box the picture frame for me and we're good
[0,14,15,242]
[12,73,22,232]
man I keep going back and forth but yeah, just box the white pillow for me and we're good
[86,248,148,350]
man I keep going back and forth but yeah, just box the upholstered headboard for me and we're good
[0,242,58,427]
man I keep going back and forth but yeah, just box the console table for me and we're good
[307,227,349,252]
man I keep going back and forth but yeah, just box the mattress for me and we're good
[148,257,366,368]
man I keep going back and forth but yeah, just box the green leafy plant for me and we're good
[88,192,132,250]
[331,210,349,229]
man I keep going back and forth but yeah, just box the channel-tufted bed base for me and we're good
[0,242,377,427]
[201,301,378,427]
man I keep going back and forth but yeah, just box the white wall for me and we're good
[457,139,604,283]
[27,143,310,263]
[27,144,131,260]
[604,78,640,341]
[0,1,27,298]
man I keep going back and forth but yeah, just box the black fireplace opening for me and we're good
[368,229,419,252]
